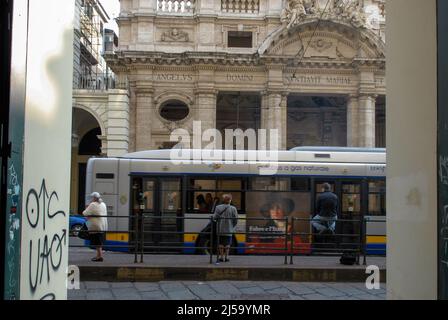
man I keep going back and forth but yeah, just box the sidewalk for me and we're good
[70,248,386,283]
[68,281,387,301]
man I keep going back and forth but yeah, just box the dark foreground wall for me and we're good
[438,0,448,301]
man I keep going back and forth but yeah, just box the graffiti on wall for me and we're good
[442,205,448,269]
[25,179,67,300]
[5,163,21,300]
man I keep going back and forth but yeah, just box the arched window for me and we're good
[78,127,101,155]
[159,100,190,122]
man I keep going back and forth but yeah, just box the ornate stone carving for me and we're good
[281,0,368,29]
[309,38,333,53]
[161,28,189,42]
[281,0,308,29]
[336,47,347,59]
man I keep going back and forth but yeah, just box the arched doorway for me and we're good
[71,107,103,214]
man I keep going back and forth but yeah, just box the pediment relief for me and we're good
[264,31,358,60]
[259,22,384,61]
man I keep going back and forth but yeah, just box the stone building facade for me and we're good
[71,0,130,214]
[106,0,386,151]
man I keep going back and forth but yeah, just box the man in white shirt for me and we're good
[83,192,108,262]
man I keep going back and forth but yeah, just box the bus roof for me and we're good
[291,147,386,153]
[119,148,386,164]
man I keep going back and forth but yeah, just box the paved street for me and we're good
[69,247,386,269]
[68,281,386,301]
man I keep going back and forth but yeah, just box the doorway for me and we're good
[312,179,363,252]
[131,177,183,252]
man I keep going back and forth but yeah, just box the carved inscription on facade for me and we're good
[226,74,254,82]
[153,74,195,81]
[285,74,353,86]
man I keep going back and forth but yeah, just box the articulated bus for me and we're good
[85,148,386,255]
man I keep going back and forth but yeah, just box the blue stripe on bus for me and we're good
[183,242,196,254]
[366,243,386,255]
[83,240,130,253]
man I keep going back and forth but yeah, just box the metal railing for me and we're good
[73,71,129,91]
[69,214,385,266]
[74,71,115,91]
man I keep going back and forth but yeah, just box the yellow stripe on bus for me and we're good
[236,234,246,243]
[184,234,198,243]
[106,233,129,242]
[367,236,387,244]
[184,234,246,244]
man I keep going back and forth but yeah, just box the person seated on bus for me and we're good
[213,194,238,263]
[196,194,209,213]
[205,193,214,212]
[312,183,338,235]
[211,196,220,213]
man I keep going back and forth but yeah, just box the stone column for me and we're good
[195,0,217,51]
[347,94,359,147]
[135,86,154,151]
[195,89,217,133]
[261,91,288,150]
[107,90,130,157]
[358,94,377,148]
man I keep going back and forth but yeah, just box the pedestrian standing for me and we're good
[83,192,108,262]
[213,194,238,263]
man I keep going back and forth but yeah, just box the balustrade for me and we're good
[157,0,195,14]
[221,0,260,14]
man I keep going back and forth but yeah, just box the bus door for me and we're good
[339,182,362,251]
[312,180,337,248]
[157,178,182,252]
[312,180,362,250]
[131,177,182,253]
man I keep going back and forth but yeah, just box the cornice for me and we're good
[107,51,385,73]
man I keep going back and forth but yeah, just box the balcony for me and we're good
[222,0,260,14]
[73,71,128,91]
[157,0,195,14]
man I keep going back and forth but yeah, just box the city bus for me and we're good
[84,148,386,255]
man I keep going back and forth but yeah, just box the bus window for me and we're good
[188,178,215,213]
[368,180,386,216]
[217,179,242,190]
[291,178,311,192]
[251,177,289,191]
[341,183,361,216]
[316,182,335,193]
[142,180,155,211]
[187,178,243,213]
[215,192,242,211]
[160,180,181,212]
[190,179,215,190]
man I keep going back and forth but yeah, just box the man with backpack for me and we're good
[213,194,238,263]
